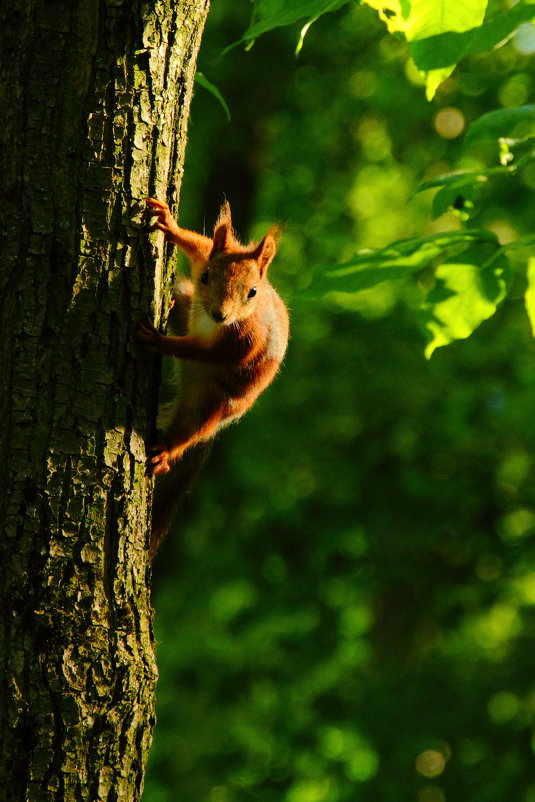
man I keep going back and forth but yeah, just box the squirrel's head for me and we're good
[195,201,279,325]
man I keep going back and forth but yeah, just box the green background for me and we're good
[144,2,535,800]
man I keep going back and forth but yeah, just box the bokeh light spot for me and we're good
[415,750,447,778]
[434,107,465,139]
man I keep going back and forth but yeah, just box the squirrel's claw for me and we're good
[144,197,166,209]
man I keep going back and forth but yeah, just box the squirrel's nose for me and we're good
[211,309,226,323]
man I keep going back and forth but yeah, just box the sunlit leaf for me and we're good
[363,1,535,99]
[419,253,510,358]
[363,0,488,98]
[411,1,535,71]
[404,0,488,41]
[524,256,535,337]
[411,0,488,98]
[359,0,405,34]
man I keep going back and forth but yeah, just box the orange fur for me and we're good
[139,197,289,478]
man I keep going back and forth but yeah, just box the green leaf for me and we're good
[415,171,496,219]
[358,0,403,33]
[241,0,349,42]
[363,0,488,99]
[404,0,488,42]
[319,230,499,294]
[499,233,535,253]
[363,1,535,99]
[524,256,535,337]
[410,0,488,99]
[316,230,513,356]
[411,2,535,72]
[419,250,510,358]
[431,183,479,220]
[415,158,535,220]
[465,105,535,148]
[416,169,504,194]
[195,73,231,121]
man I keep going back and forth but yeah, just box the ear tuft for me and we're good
[216,199,232,227]
[211,200,234,254]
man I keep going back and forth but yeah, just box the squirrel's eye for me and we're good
[248,286,257,299]
[200,270,209,284]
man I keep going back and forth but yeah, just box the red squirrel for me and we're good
[138,197,289,485]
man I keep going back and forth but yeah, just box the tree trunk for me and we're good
[0,1,209,798]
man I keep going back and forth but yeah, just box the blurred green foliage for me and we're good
[144,2,535,801]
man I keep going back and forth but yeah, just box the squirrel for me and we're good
[137,197,289,550]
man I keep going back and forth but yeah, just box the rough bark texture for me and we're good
[0,1,209,799]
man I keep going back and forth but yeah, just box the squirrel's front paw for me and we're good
[145,197,178,240]
[136,320,162,352]
[147,444,171,475]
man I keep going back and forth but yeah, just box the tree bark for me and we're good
[0,1,209,799]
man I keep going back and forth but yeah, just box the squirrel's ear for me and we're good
[211,200,233,254]
[251,230,278,276]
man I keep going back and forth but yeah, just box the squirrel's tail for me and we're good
[150,442,212,557]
